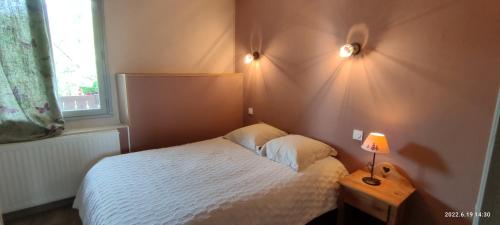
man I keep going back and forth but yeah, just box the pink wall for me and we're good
[66,0,235,130]
[121,74,243,151]
[235,0,500,224]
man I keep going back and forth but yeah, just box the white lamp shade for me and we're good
[361,132,390,154]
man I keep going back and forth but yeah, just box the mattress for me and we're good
[74,137,348,225]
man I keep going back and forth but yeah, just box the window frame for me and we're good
[44,0,112,119]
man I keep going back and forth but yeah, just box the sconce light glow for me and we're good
[244,52,260,64]
[339,43,361,58]
[244,54,254,64]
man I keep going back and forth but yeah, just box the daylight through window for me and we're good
[45,0,109,117]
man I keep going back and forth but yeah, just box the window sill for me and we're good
[63,111,113,121]
[62,124,128,136]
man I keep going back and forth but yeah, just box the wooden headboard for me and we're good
[117,73,243,151]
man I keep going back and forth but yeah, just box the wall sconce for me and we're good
[339,43,361,58]
[244,52,260,64]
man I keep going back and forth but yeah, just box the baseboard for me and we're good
[3,197,74,222]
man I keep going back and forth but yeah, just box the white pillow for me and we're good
[224,123,287,151]
[264,135,338,171]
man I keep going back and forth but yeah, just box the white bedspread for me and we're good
[74,137,348,225]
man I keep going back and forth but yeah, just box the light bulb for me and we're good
[244,52,260,64]
[339,44,355,58]
[244,53,254,64]
[339,43,361,58]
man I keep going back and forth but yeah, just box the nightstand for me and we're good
[337,170,415,225]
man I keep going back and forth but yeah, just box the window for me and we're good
[44,0,111,118]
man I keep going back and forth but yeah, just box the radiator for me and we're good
[0,130,120,213]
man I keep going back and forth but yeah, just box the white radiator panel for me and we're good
[0,130,120,213]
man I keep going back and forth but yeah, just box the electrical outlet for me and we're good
[248,107,254,115]
[353,129,363,141]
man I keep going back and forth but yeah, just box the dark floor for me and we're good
[342,205,386,225]
[3,203,383,225]
[4,205,81,225]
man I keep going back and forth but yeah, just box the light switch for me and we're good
[248,107,254,115]
[353,129,363,141]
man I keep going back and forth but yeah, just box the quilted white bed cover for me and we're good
[74,137,348,225]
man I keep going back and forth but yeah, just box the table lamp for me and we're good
[361,132,390,186]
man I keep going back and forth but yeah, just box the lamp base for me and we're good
[362,177,381,186]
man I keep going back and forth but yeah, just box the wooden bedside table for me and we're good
[337,170,415,225]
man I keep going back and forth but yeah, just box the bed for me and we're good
[74,137,348,225]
